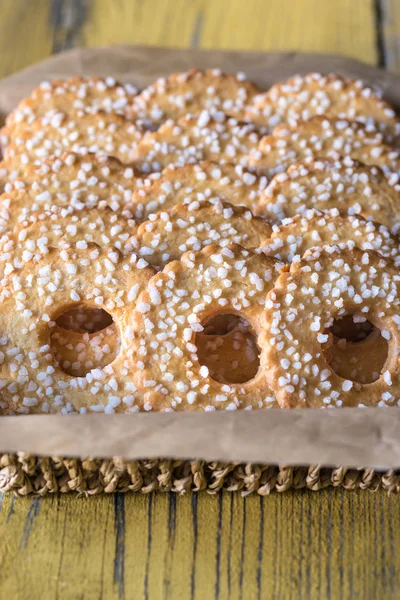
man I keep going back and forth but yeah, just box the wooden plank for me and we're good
[0,0,53,79]
[51,0,89,53]
[0,493,117,599]
[380,0,400,71]
[1,489,399,599]
[165,492,195,598]
[83,0,204,51]
[0,0,383,81]
[84,0,378,65]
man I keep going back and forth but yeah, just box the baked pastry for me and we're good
[245,73,400,140]
[52,310,261,383]
[131,161,269,220]
[261,209,400,384]
[0,244,153,414]
[249,117,400,177]
[0,207,139,382]
[132,111,262,173]
[0,151,142,196]
[0,207,136,278]
[52,312,262,383]
[261,209,400,264]
[2,112,144,166]
[262,245,400,408]
[131,199,272,269]
[261,158,400,231]
[131,68,259,128]
[129,244,282,411]
[3,76,139,139]
[0,153,142,233]
[1,68,398,415]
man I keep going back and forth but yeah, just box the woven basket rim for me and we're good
[1,454,399,496]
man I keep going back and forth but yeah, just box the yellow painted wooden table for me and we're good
[1,1,400,598]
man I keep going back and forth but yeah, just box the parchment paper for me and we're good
[1,409,399,469]
[0,45,400,468]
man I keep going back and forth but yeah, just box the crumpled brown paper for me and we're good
[0,45,399,468]
[0,45,399,118]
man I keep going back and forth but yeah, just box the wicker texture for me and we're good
[0,454,398,496]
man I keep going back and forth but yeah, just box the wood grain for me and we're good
[0,0,383,80]
[51,0,88,53]
[380,0,400,71]
[83,0,378,65]
[0,0,53,78]
[0,489,399,599]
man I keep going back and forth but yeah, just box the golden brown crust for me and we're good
[0,151,142,193]
[2,111,145,165]
[0,207,136,279]
[261,158,400,231]
[261,206,400,387]
[0,207,138,376]
[128,243,283,411]
[0,244,154,415]
[1,70,399,415]
[131,68,259,127]
[248,117,400,178]
[131,161,269,219]
[4,77,139,138]
[0,152,144,234]
[131,199,272,269]
[245,73,400,140]
[261,209,400,264]
[54,312,263,385]
[262,245,400,408]
[132,112,262,174]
